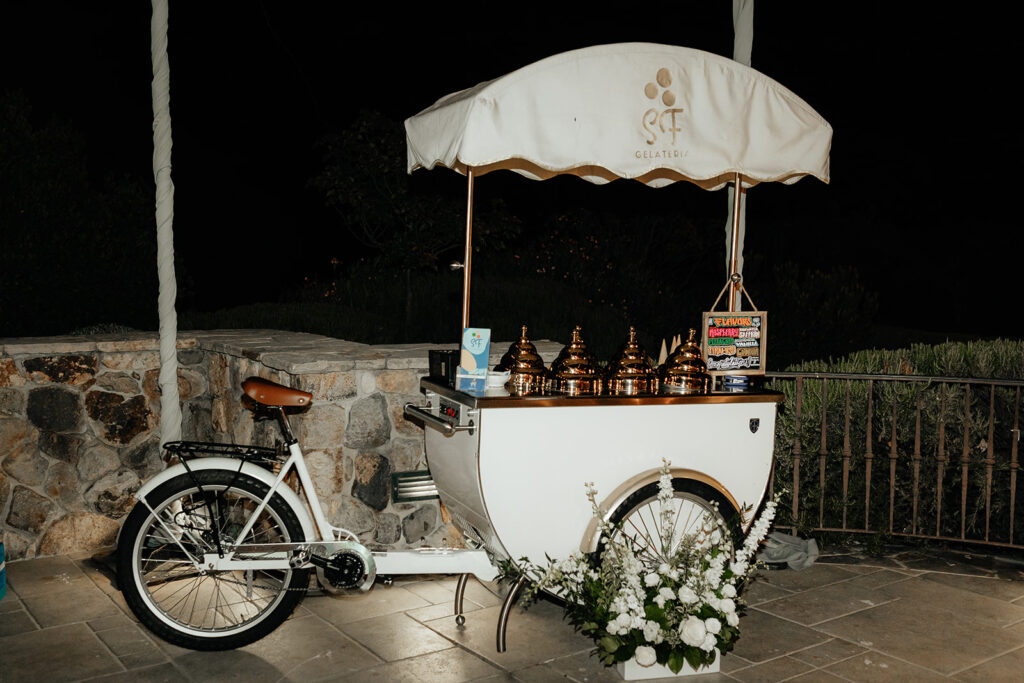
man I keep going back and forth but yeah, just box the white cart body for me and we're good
[419,379,780,566]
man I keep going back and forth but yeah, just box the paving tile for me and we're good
[789,637,866,667]
[953,643,1024,681]
[742,576,794,606]
[756,580,895,626]
[21,584,121,627]
[815,598,1022,675]
[0,608,38,637]
[844,569,914,589]
[424,601,592,671]
[897,553,998,576]
[787,670,848,681]
[303,584,431,625]
[0,622,122,683]
[0,586,22,612]
[823,651,948,681]
[5,556,92,597]
[728,655,813,682]
[751,565,859,593]
[874,576,1024,629]
[403,577,460,604]
[405,596,486,623]
[168,613,381,680]
[921,571,1024,602]
[729,610,831,663]
[719,652,754,673]
[338,647,500,682]
[74,554,121,596]
[89,663,181,683]
[96,623,159,656]
[118,645,170,670]
[338,611,456,662]
[542,650,624,682]
[89,613,136,632]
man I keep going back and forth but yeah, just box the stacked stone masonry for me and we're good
[0,330,558,560]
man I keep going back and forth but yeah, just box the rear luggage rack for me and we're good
[163,440,287,468]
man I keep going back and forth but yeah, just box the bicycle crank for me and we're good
[308,541,376,594]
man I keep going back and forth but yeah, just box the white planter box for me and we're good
[616,653,721,680]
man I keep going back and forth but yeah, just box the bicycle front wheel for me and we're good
[116,469,309,650]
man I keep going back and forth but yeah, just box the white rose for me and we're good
[677,586,698,604]
[704,617,721,635]
[700,632,717,651]
[719,598,736,614]
[616,613,633,629]
[653,594,666,608]
[643,620,661,643]
[634,645,657,667]
[658,587,676,602]
[659,562,671,575]
[679,615,707,647]
[722,584,737,598]
[710,529,722,545]
[606,620,620,635]
[726,612,740,627]
[730,561,748,577]
[644,572,660,587]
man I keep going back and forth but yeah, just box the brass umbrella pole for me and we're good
[727,172,743,312]
[461,166,475,330]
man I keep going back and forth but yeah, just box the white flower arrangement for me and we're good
[504,460,777,674]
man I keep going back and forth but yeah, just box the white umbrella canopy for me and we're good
[406,42,831,190]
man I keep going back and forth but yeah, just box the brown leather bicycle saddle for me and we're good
[241,377,312,407]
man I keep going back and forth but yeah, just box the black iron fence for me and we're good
[765,371,1024,550]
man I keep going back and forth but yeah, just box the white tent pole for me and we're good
[151,0,181,445]
[460,167,475,331]
[725,0,754,312]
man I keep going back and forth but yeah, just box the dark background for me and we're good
[1,3,1018,361]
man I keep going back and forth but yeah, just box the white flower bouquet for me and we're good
[505,461,777,674]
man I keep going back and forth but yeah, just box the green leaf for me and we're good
[684,647,702,671]
[599,636,620,654]
[644,604,666,623]
[667,650,685,674]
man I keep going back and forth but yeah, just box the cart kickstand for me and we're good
[453,574,469,626]
[496,575,527,653]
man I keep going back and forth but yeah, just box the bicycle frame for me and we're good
[133,405,497,581]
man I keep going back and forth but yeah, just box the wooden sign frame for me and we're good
[701,311,767,376]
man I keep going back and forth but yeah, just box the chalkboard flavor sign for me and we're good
[701,311,767,376]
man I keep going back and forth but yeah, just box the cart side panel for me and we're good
[423,419,509,558]
[478,402,776,566]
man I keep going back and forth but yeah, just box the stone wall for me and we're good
[0,330,539,560]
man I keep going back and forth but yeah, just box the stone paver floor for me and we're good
[2,546,1024,682]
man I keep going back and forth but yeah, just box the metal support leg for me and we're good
[453,573,469,626]
[496,575,527,653]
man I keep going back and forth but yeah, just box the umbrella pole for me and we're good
[461,167,475,330]
[728,172,743,312]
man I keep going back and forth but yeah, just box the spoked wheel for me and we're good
[606,478,740,566]
[116,469,309,650]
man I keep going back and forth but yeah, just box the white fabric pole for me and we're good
[151,0,181,445]
[725,0,755,310]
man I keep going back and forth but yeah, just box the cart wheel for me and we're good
[605,478,741,566]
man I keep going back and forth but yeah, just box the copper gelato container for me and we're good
[549,326,602,396]
[659,328,711,395]
[606,326,658,396]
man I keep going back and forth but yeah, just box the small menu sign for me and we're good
[701,311,767,376]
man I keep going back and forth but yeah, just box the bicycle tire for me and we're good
[116,469,309,650]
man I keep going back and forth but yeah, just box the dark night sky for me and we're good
[1,3,1018,339]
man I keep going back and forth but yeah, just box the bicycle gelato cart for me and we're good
[402,42,831,649]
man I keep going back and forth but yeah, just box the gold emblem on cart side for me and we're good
[641,66,684,146]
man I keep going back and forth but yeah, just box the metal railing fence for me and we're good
[764,371,1024,550]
